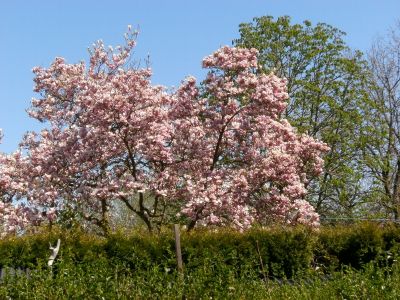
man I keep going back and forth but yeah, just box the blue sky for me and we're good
[0,0,399,153]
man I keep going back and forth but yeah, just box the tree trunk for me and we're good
[100,198,111,235]
[392,159,400,220]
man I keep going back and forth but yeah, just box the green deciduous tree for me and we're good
[234,16,371,218]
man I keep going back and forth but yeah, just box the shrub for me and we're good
[0,222,398,280]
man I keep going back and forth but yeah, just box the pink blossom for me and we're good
[0,36,329,235]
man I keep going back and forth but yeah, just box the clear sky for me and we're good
[0,0,399,153]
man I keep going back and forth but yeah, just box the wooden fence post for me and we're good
[174,224,183,273]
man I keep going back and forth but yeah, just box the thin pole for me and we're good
[174,224,183,273]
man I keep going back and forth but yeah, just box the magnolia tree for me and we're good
[19,28,173,234]
[169,47,329,229]
[0,29,328,236]
[0,130,43,236]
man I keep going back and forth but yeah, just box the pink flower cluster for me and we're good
[168,67,328,229]
[202,46,259,70]
[0,29,329,235]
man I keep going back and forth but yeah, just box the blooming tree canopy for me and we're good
[0,131,41,236]
[19,28,173,233]
[0,28,328,236]
[169,46,329,229]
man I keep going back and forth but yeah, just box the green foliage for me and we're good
[233,16,371,218]
[0,223,398,276]
[0,227,315,279]
[315,223,390,271]
[104,230,176,271]
[181,227,315,279]
[0,244,400,299]
[0,224,399,298]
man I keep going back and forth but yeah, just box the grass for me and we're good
[0,258,399,299]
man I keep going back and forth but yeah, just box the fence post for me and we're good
[174,224,183,273]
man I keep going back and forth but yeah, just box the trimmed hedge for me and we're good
[315,223,400,271]
[0,223,399,280]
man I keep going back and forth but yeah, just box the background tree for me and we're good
[361,22,400,219]
[234,16,371,219]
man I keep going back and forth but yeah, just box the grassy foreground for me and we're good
[0,258,399,299]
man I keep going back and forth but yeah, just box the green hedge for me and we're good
[315,223,400,271]
[0,223,399,280]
